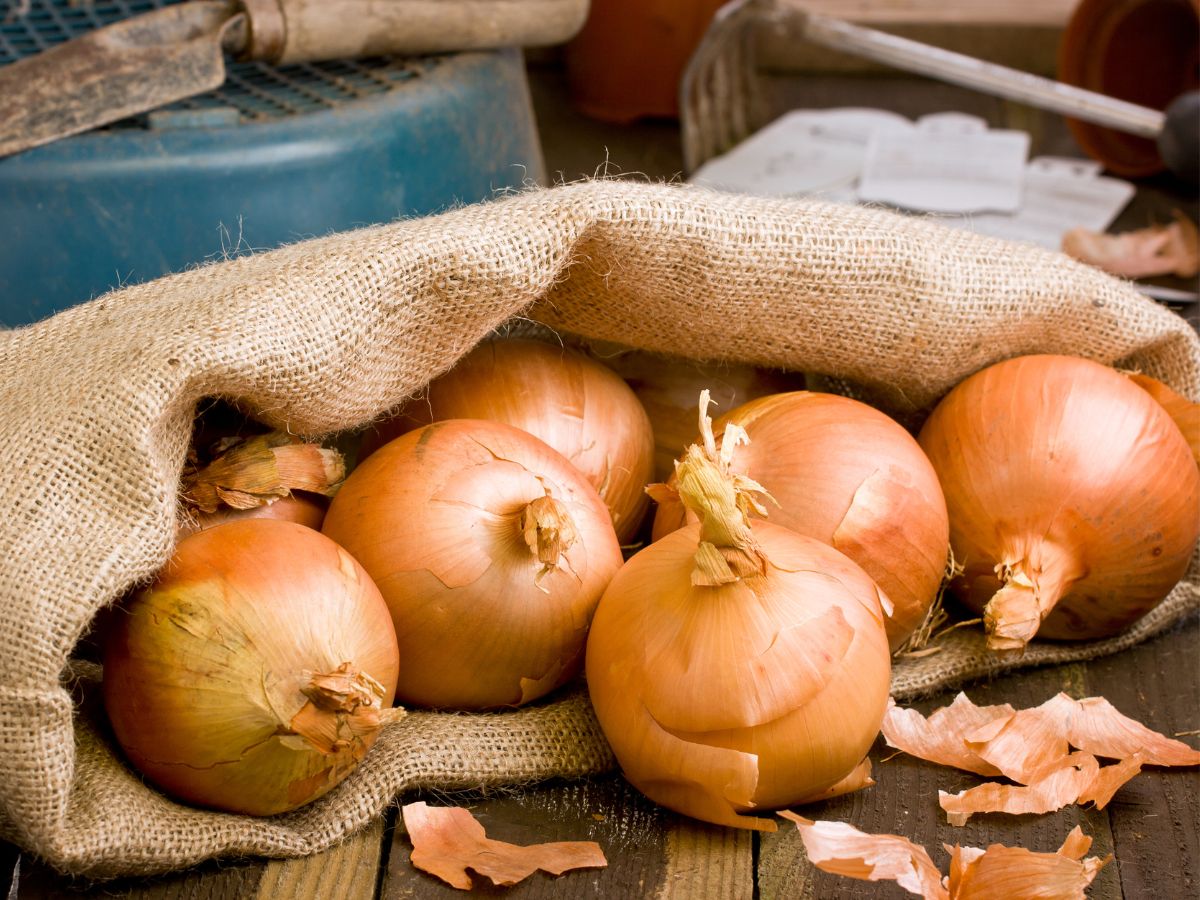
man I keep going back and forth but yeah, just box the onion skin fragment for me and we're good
[918,355,1200,651]
[102,519,401,816]
[653,391,949,650]
[323,419,623,711]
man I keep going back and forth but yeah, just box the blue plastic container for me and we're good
[0,2,544,326]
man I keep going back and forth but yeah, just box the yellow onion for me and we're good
[178,430,343,538]
[1125,371,1200,466]
[362,339,654,542]
[103,519,400,815]
[606,349,804,482]
[653,392,949,650]
[587,398,891,830]
[918,354,1200,651]
[323,419,623,710]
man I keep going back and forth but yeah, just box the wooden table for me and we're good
[3,615,1196,898]
[4,60,1197,900]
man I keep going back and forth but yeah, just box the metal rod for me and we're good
[801,11,1166,138]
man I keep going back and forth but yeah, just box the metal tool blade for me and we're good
[0,2,243,159]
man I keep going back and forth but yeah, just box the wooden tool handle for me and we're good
[242,0,589,65]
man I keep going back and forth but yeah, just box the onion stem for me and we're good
[671,392,772,586]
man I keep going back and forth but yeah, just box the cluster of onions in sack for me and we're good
[918,354,1200,652]
[586,394,892,829]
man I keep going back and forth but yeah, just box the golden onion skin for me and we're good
[586,521,891,830]
[361,339,655,542]
[103,519,400,816]
[653,392,949,650]
[919,355,1200,644]
[324,419,623,711]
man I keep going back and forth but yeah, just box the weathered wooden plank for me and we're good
[10,816,386,900]
[658,819,752,900]
[254,819,385,900]
[12,854,265,899]
[382,773,754,899]
[1086,617,1200,900]
[758,657,1122,899]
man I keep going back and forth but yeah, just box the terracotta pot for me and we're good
[565,0,727,122]
[1059,0,1200,176]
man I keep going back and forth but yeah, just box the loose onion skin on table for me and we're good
[918,354,1200,652]
[587,399,891,830]
[323,419,623,711]
[652,392,949,650]
[103,519,401,816]
[361,339,655,542]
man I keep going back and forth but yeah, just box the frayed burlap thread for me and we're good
[1,181,1197,877]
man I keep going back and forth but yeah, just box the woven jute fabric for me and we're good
[1,181,1197,878]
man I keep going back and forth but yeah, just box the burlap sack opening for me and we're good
[2,181,1197,879]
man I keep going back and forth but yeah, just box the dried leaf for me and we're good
[1062,212,1199,278]
[182,431,344,514]
[402,802,607,890]
[881,694,1015,777]
[946,828,1110,899]
[779,812,948,899]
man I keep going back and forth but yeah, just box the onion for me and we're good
[362,339,654,542]
[586,396,891,830]
[652,392,949,650]
[605,349,804,482]
[918,354,1200,652]
[1125,371,1200,466]
[178,430,343,537]
[103,519,401,815]
[322,419,623,710]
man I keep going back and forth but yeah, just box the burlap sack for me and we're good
[2,181,1197,879]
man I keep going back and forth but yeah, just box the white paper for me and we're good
[690,108,909,198]
[857,115,1030,214]
[689,110,1135,250]
[944,157,1136,248]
